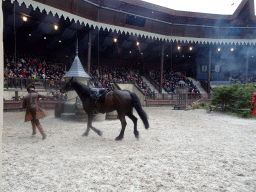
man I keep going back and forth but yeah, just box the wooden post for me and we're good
[207,47,212,96]
[245,50,249,84]
[160,44,164,94]
[71,0,77,14]
[0,0,3,188]
[87,30,92,76]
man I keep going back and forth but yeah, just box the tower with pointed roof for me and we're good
[64,40,90,79]
[63,40,91,113]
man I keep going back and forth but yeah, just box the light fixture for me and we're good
[23,16,27,22]
[136,41,140,46]
[189,47,193,51]
[141,53,143,55]
[166,55,168,57]
[29,34,31,36]
[218,48,221,52]
[54,25,58,30]
[177,46,181,50]
[130,51,132,54]
[230,48,234,51]
[44,37,47,40]
[113,38,117,43]
[59,40,62,43]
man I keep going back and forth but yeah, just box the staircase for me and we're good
[141,76,207,96]
[186,77,208,98]
[141,76,167,93]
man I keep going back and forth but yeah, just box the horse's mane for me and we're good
[72,79,91,96]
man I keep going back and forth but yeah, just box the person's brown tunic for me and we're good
[22,92,48,122]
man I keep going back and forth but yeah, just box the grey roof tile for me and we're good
[64,40,90,78]
[64,56,90,78]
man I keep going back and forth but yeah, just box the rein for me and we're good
[65,96,79,102]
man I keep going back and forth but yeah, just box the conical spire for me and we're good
[64,40,90,78]
[76,38,78,56]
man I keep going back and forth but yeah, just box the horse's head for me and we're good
[60,77,75,93]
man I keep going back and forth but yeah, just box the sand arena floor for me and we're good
[2,107,256,192]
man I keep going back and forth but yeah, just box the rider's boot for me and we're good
[31,122,36,135]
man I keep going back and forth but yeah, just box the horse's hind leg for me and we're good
[115,114,127,141]
[127,111,139,139]
[90,125,102,136]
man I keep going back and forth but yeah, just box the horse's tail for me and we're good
[130,92,149,129]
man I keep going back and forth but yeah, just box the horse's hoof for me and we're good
[82,133,88,137]
[134,131,139,139]
[115,136,123,141]
[97,131,102,136]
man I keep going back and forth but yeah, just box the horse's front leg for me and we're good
[82,113,102,137]
[115,114,127,141]
[82,112,92,136]
[82,118,91,137]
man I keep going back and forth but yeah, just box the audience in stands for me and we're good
[4,52,204,96]
[4,52,65,82]
[90,66,152,94]
[151,69,200,94]
[229,72,256,84]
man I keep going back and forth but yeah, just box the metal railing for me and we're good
[4,77,66,90]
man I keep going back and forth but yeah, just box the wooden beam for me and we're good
[245,50,249,83]
[87,30,92,76]
[207,46,212,96]
[0,0,3,187]
[160,44,164,94]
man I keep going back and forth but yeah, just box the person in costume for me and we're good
[22,84,48,139]
[251,85,256,116]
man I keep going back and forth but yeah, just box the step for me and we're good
[141,76,167,93]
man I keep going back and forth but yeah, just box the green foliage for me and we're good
[199,103,210,110]
[211,83,255,117]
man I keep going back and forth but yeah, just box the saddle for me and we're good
[90,88,108,105]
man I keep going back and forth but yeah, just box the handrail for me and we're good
[133,83,146,96]
[200,80,213,93]
[113,82,121,90]
[114,81,146,95]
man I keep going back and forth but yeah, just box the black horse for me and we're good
[60,77,149,140]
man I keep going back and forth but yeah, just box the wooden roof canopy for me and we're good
[22,0,256,43]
